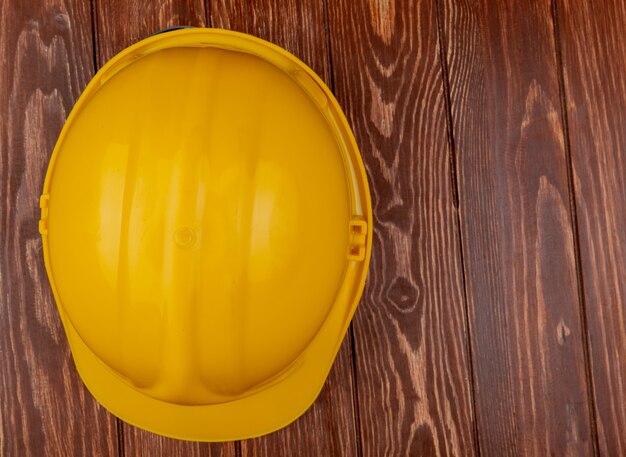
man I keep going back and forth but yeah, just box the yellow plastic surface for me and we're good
[40,28,371,441]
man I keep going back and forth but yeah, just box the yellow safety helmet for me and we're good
[39,28,371,441]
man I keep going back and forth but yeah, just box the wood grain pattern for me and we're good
[555,0,626,455]
[210,0,330,84]
[440,0,595,455]
[95,0,206,64]
[326,1,477,455]
[0,0,119,455]
[94,2,234,456]
[210,1,359,455]
[123,428,235,457]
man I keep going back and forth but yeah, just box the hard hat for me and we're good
[39,28,371,441]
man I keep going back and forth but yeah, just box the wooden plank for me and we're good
[326,1,477,455]
[210,0,330,84]
[440,0,595,455]
[94,3,235,456]
[555,0,626,455]
[95,0,207,64]
[0,0,119,456]
[210,1,359,455]
[124,428,235,457]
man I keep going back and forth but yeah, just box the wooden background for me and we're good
[1,0,625,455]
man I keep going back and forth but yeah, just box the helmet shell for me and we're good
[40,28,371,441]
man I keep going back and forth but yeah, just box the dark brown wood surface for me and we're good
[440,0,595,455]
[326,0,477,455]
[2,0,625,455]
[555,0,626,455]
[94,0,207,65]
